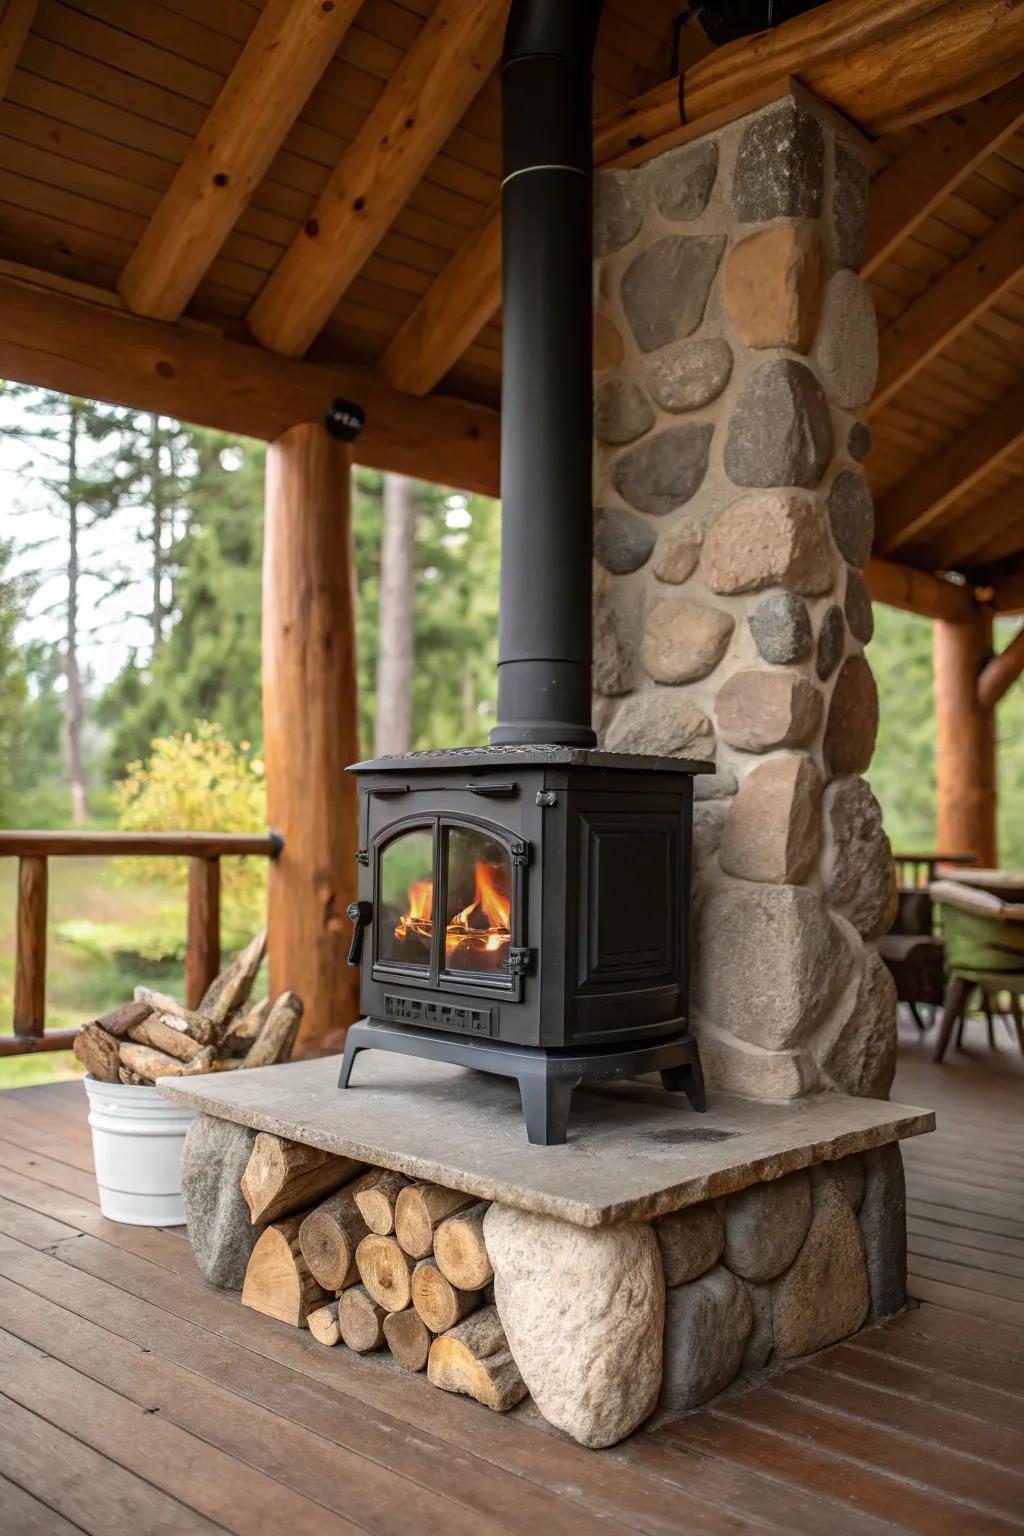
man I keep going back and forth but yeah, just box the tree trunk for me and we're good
[63,402,89,824]
[149,414,166,655]
[374,472,416,756]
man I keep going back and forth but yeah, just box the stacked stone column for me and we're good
[593,92,899,1102]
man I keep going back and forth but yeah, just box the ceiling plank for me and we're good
[908,481,1022,571]
[0,0,38,100]
[977,624,1024,709]
[875,378,1024,555]
[863,555,977,621]
[993,569,1024,615]
[864,81,1024,278]
[0,271,499,495]
[868,200,1024,418]
[247,0,506,358]
[117,0,363,325]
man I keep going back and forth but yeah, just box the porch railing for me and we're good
[0,830,281,1057]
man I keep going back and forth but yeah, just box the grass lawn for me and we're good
[0,857,189,1089]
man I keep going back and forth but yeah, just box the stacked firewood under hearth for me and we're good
[239,1132,527,1412]
[72,932,303,1084]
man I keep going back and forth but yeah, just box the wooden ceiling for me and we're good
[0,0,1022,605]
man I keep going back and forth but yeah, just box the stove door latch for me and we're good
[346,900,373,966]
[506,946,533,977]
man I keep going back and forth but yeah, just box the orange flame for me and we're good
[394,861,511,968]
[395,877,433,942]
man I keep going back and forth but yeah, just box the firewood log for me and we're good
[91,1000,153,1038]
[307,1300,341,1347]
[335,1254,360,1292]
[433,1201,493,1290]
[355,1233,415,1312]
[118,1067,146,1086]
[383,1307,432,1372]
[198,928,266,1026]
[427,1306,527,1412]
[132,988,218,1045]
[352,1169,412,1235]
[298,1176,375,1289]
[243,991,303,1067]
[221,996,270,1057]
[73,1023,121,1082]
[118,1043,216,1081]
[126,1015,205,1062]
[411,1257,480,1334]
[394,1183,476,1259]
[241,1214,331,1326]
[338,1285,387,1352]
[240,1132,364,1225]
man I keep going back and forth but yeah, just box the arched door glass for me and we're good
[444,826,512,976]
[378,827,434,968]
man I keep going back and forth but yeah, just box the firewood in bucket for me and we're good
[243,991,303,1067]
[352,1169,412,1235]
[433,1201,493,1291]
[198,928,266,1026]
[427,1306,527,1412]
[355,1234,415,1312]
[242,1214,331,1326]
[240,1133,364,1225]
[383,1307,432,1372]
[338,1285,388,1352]
[118,1067,147,1085]
[126,1014,206,1062]
[118,1042,216,1081]
[220,995,271,1057]
[73,1023,121,1082]
[133,988,219,1046]
[394,1182,477,1259]
[411,1257,480,1334]
[89,1000,153,1038]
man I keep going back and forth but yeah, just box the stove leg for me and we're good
[518,1065,581,1146]
[337,1022,370,1089]
[660,1055,706,1112]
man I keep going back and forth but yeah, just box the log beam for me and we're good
[247,0,505,357]
[117,0,362,324]
[868,201,1024,417]
[0,0,37,101]
[993,570,1024,616]
[934,608,997,867]
[863,556,977,622]
[0,272,499,495]
[262,424,361,1049]
[864,81,1024,277]
[13,855,47,1038]
[875,380,1024,556]
[977,624,1024,711]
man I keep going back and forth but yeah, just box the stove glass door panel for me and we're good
[377,824,435,970]
[442,825,513,979]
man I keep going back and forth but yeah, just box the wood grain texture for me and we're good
[241,1132,364,1225]
[0,0,38,101]
[977,623,1024,710]
[117,0,363,322]
[934,607,997,866]
[863,556,977,622]
[241,1215,332,1326]
[13,854,46,1037]
[262,424,360,1048]
[185,856,220,1011]
[0,828,276,857]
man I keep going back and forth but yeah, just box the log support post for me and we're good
[933,607,997,868]
[185,855,221,1009]
[13,854,48,1038]
[262,421,361,1050]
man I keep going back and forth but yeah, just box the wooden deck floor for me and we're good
[0,1066,1022,1535]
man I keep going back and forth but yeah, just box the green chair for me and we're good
[929,880,1024,1063]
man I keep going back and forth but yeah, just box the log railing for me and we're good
[0,830,281,1057]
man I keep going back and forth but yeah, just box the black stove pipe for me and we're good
[489,0,603,749]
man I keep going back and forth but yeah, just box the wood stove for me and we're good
[339,0,707,1142]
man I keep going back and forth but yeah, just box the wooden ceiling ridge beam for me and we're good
[864,80,1024,278]
[977,623,1024,709]
[116,0,364,325]
[0,271,500,496]
[863,556,978,622]
[384,0,1024,397]
[875,376,1024,556]
[868,199,1024,418]
[0,0,38,100]
[247,0,507,359]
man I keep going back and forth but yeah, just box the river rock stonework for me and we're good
[592,90,895,1107]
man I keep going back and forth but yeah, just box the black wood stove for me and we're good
[338,0,708,1142]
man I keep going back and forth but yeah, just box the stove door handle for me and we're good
[346,900,373,966]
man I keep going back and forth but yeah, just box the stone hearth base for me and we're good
[162,1054,932,1448]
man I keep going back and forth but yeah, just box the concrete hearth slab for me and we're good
[158,1054,933,1228]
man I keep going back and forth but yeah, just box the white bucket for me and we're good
[83,1075,197,1226]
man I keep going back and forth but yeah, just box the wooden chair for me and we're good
[929,881,1024,1063]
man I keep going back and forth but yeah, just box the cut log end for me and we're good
[298,1187,370,1290]
[352,1169,412,1235]
[433,1201,493,1291]
[241,1216,331,1327]
[394,1182,477,1259]
[338,1285,387,1352]
[355,1233,415,1312]
[427,1306,527,1413]
[240,1132,365,1225]
[383,1307,432,1372]
[411,1258,481,1335]
[307,1299,342,1347]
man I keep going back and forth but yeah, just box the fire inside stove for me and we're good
[381,825,512,976]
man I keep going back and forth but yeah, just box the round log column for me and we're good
[263,422,361,1049]
[933,608,996,868]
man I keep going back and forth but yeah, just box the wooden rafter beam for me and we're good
[993,570,1024,615]
[875,379,1024,556]
[117,0,363,325]
[977,624,1024,709]
[0,0,37,100]
[384,0,1024,398]
[864,81,1024,277]
[248,0,506,358]
[868,201,1024,418]
[863,556,977,622]
[0,272,499,495]
[911,481,1022,571]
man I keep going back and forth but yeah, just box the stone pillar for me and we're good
[593,92,898,1102]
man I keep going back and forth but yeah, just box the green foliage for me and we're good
[0,539,31,825]
[113,721,267,938]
